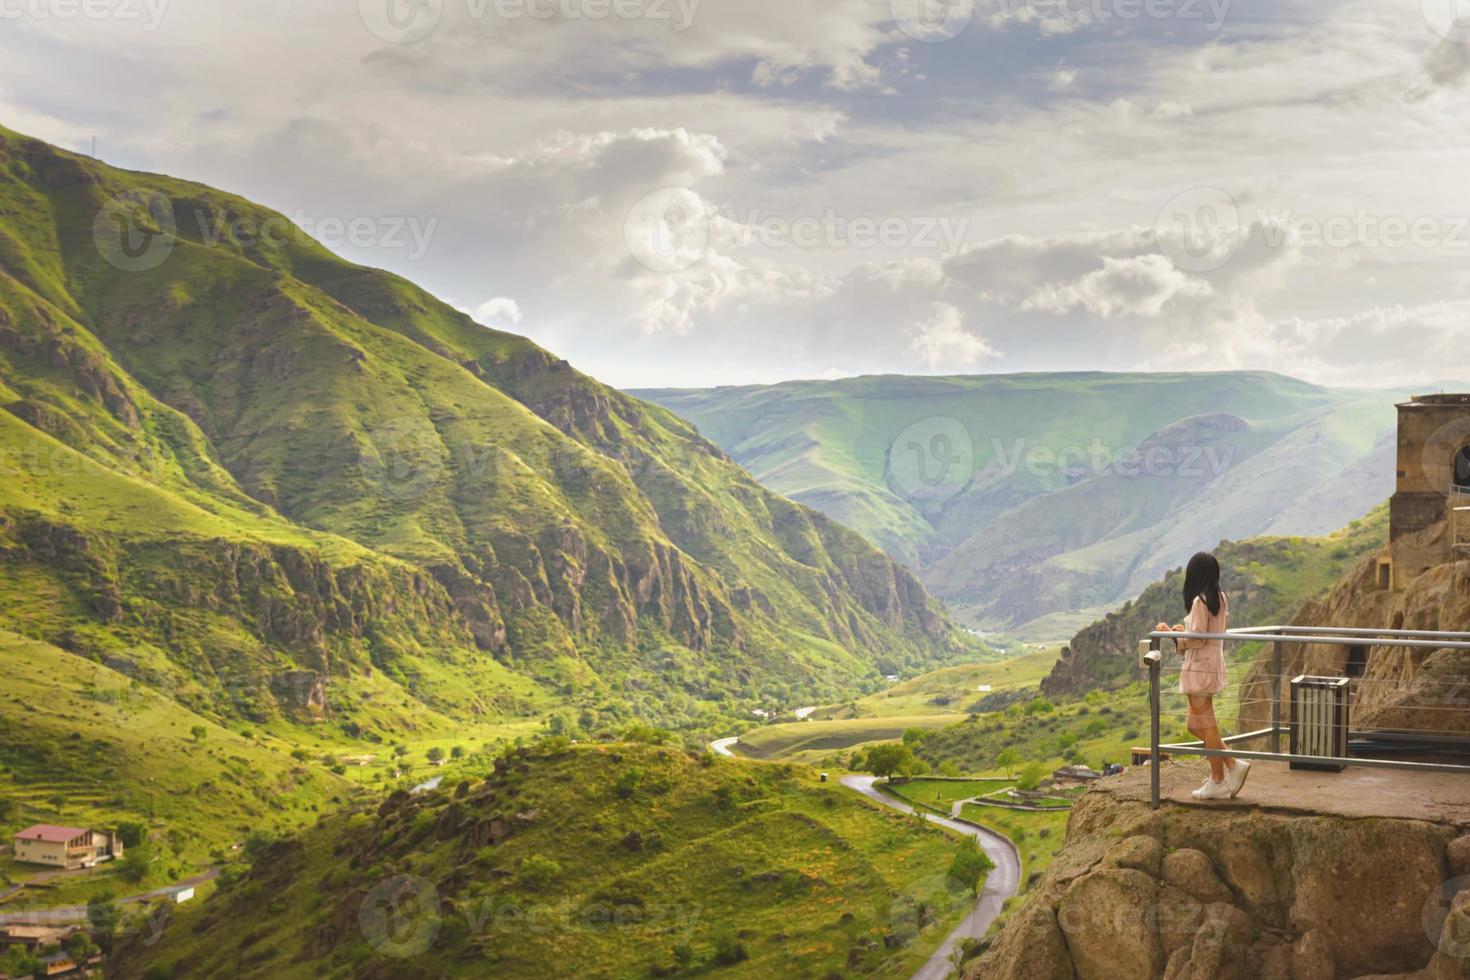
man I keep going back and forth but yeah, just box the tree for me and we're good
[450,745,465,760]
[1017,762,1045,792]
[87,892,120,943]
[995,748,1020,778]
[614,767,643,799]
[119,838,152,883]
[671,943,694,970]
[901,727,927,746]
[426,746,445,764]
[861,743,917,780]
[242,830,274,865]
[113,821,146,849]
[189,725,207,743]
[948,837,996,897]
[1,946,42,978]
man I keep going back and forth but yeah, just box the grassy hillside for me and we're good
[0,631,353,900]
[0,121,973,754]
[637,374,1396,633]
[114,742,978,980]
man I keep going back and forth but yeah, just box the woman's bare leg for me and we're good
[1186,695,1234,783]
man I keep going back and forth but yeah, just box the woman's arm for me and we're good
[1173,599,1207,650]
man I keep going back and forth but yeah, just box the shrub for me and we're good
[712,935,748,966]
[518,853,562,890]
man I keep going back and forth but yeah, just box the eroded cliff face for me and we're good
[1238,522,1470,738]
[968,788,1470,980]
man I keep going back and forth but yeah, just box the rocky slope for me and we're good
[0,123,966,735]
[1238,520,1470,737]
[968,782,1470,980]
[1042,507,1387,697]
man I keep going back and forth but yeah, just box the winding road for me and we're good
[711,737,1020,980]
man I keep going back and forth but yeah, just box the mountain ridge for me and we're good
[636,373,1397,633]
[0,122,968,738]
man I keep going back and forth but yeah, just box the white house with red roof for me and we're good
[11,824,123,869]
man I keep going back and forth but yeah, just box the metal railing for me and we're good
[1141,625,1470,809]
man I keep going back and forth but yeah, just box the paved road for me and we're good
[709,736,740,757]
[709,733,1020,979]
[841,776,1021,980]
[0,868,220,925]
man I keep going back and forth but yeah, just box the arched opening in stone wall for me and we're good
[1455,445,1470,491]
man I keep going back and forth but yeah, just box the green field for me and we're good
[883,778,1013,811]
[115,742,979,979]
[837,649,1060,718]
[732,715,968,763]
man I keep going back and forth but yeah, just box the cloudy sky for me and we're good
[3,0,1468,388]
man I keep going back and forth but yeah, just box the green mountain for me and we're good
[113,741,972,980]
[0,123,968,744]
[636,374,1396,633]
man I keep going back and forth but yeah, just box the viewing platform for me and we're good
[1097,758,1470,823]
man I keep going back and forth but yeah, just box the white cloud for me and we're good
[1019,254,1213,318]
[906,303,998,369]
[472,297,523,326]
[1,0,1463,389]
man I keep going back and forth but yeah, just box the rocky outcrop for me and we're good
[968,790,1470,980]
[1239,523,1470,738]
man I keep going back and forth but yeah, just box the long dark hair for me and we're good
[1182,552,1222,616]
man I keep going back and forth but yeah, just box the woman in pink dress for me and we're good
[1156,552,1250,801]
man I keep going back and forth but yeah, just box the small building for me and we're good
[1052,764,1102,783]
[0,924,75,950]
[11,825,123,869]
[1387,393,1470,588]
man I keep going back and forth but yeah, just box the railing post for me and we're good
[1270,640,1283,754]
[1147,636,1162,810]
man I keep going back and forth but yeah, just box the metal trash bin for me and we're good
[1289,675,1350,772]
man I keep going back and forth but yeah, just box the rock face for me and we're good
[1236,524,1470,739]
[967,790,1469,980]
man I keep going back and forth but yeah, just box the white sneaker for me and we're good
[1192,778,1231,801]
[1226,760,1250,798]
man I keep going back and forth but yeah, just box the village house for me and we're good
[10,825,122,870]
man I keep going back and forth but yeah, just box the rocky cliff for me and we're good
[1238,520,1470,738]
[968,777,1470,980]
